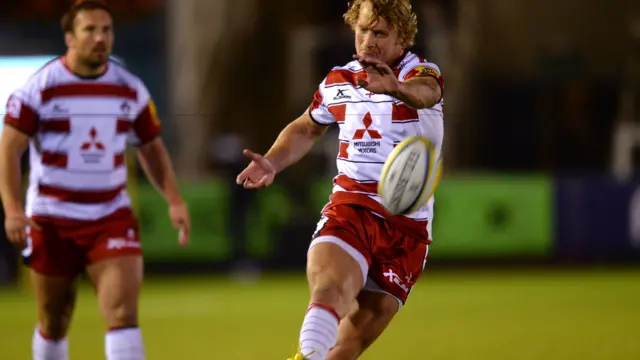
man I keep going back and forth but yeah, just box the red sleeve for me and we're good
[4,95,38,136]
[404,66,445,94]
[133,100,161,144]
[307,77,337,126]
[309,89,323,112]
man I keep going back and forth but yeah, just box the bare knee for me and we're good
[87,256,142,329]
[98,280,139,328]
[39,299,74,339]
[104,302,138,328]
[308,282,353,317]
[32,272,77,339]
[307,243,365,317]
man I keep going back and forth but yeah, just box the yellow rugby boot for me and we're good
[287,347,315,360]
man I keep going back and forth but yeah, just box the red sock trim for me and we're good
[108,325,139,333]
[308,302,341,323]
[37,328,65,341]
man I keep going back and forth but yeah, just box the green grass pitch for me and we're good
[1,268,639,359]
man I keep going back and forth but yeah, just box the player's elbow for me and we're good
[408,97,435,110]
[413,98,432,109]
[136,138,167,165]
[408,78,441,109]
[307,122,328,139]
[400,85,439,110]
[0,127,30,157]
[418,87,441,109]
[422,99,438,109]
[0,146,23,172]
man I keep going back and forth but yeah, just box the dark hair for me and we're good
[61,0,113,33]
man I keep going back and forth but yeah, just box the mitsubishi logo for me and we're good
[80,127,105,151]
[80,127,106,163]
[353,113,382,140]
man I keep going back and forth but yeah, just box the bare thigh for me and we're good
[307,241,365,318]
[31,270,78,339]
[326,290,399,360]
[86,255,143,329]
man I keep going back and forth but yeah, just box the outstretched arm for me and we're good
[236,111,328,189]
[264,111,328,173]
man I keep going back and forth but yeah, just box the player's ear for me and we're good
[64,31,75,48]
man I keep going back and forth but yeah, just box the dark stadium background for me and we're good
[0,1,639,359]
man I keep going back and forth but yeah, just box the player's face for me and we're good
[354,1,404,65]
[67,9,114,69]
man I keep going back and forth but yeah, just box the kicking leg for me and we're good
[87,255,144,360]
[297,236,369,359]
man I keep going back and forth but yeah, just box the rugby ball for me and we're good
[378,136,442,215]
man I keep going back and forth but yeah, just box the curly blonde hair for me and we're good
[343,0,418,48]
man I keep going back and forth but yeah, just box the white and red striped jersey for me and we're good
[309,51,444,239]
[3,56,161,222]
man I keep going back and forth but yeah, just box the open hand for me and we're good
[354,54,400,95]
[236,149,276,189]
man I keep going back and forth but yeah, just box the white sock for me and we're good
[105,327,145,360]
[299,304,340,360]
[33,328,69,360]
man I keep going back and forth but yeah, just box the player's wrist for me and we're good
[166,194,185,207]
[168,199,185,207]
[3,202,25,217]
[263,154,280,174]
[386,80,404,97]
